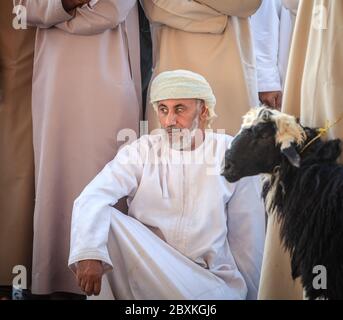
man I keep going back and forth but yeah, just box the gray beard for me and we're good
[163,118,201,151]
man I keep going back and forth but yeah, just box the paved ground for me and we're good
[0,286,85,300]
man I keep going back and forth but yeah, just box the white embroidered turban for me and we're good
[150,69,217,124]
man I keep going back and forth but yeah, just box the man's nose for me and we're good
[165,112,177,126]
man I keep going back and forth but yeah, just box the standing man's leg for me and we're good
[0,0,36,300]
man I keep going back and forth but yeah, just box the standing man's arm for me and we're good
[141,0,228,34]
[68,141,144,296]
[16,0,84,28]
[251,0,283,109]
[226,176,265,300]
[56,0,137,35]
[195,0,261,18]
[17,0,135,33]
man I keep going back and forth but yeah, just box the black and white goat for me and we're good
[222,106,343,300]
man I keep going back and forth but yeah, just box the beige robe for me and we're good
[141,0,261,136]
[259,0,343,300]
[20,0,141,294]
[0,0,36,287]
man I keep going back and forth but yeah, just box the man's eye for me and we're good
[175,108,184,113]
[159,108,167,114]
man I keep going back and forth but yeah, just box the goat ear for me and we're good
[281,145,301,167]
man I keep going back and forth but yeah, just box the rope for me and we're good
[300,113,343,154]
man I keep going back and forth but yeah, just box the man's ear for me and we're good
[281,145,301,167]
[200,104,209,121]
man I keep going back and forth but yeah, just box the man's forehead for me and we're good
[157,98,199,107]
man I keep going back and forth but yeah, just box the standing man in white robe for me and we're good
[19,0,141,295]
[69,70,265,300]
[251,0,299,109]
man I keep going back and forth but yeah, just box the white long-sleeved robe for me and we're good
[251,0,298,92]
[69,132,265,299]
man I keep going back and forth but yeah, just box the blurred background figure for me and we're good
[138,1,152,117]
[0,0,36,300]
[258,0,343,299]
[141,0,262,136]
[251,0,299,109]
[18,0,141,297]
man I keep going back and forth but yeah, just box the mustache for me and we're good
[165,126,182,134]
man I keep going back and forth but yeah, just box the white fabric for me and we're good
[150,70,217,120]
[83,0,99,8]
[251,0,297,92]
[69,132,265,299]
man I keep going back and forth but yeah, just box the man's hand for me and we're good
[259,91,282,110]
[61,0,92,13]
[76,259,104,296]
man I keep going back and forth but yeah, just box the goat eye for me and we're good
[252,123,273,139]
[252,127,269,139]
[251,127,260,136]
[260,131,270,139]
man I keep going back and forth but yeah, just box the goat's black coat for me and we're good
[263,127,343,300]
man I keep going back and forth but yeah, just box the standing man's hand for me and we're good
[61,0,92,13]
[259,91,282,110]
[76,259,104,296]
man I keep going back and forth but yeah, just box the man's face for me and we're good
[157,98,207,130]
[157,98,208,149]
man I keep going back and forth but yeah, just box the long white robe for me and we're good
[251,0,298,92]
[19,0,141,294]
[69,132,265,299]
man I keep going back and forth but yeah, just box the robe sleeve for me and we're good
[141,0,228,34]
[251,0,283,92]
[195,0,262,18]
[55,0,136,35]
[17,0,73,28]
[68,141,144,271]
[226,176,265,300]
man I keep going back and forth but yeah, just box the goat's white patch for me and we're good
[262,171,280,217]
[241,106,306,150]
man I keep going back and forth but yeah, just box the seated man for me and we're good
[68,70,265,300]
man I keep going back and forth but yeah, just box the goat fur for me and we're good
[263,127,343,300]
